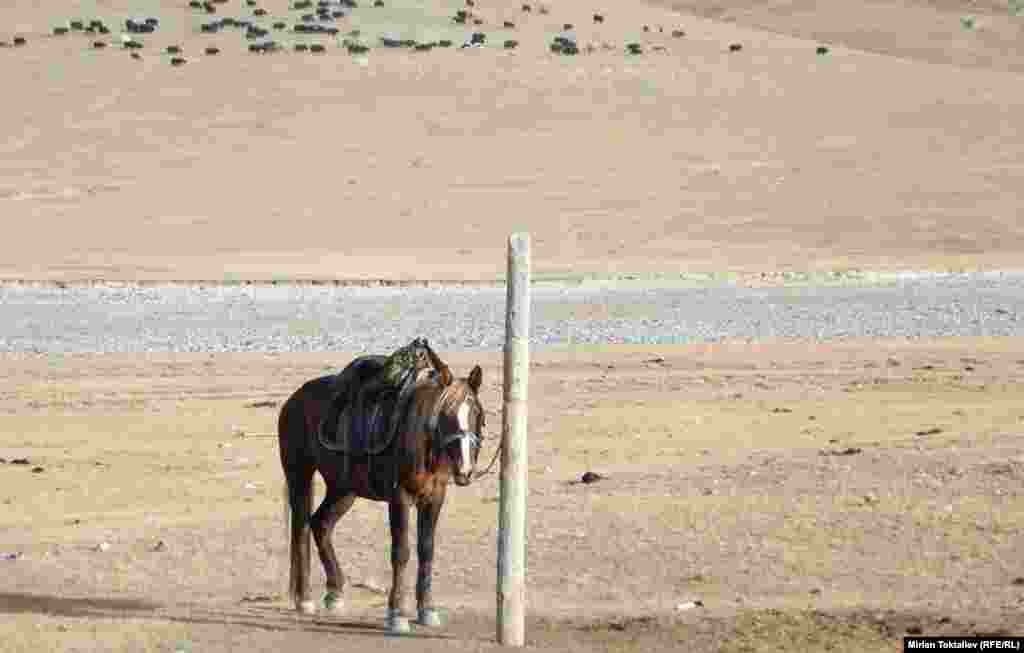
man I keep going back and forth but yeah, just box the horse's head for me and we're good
[428,365,485,487]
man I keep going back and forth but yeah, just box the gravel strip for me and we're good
[2,273,1024,353]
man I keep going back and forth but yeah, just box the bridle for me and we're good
[427,394,483,461]
[425,384,499,480]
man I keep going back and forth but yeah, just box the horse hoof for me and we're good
[323,592,344,615]
[417,608,443,627]
[297,600,317,615]
[386,609,411,634]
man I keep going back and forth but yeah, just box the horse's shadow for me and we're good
[0,592,158,617]
[0,592,456,640]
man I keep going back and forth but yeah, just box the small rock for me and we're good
[863,494,878,505]
[205,46,220,54]
[10,458,30,465]
[1011,577,1024,586]
[816,45,829,55]
[95,541,111,552]
[771,407,792,413]
[31,466,44,473]
[915,427,942,437]
[593,14,604,23]
[93,41,108,48]
[521,3,531,11]
[13,37,27,46]
[563,23,573,30]
[675,600,704,611]
[167,45,182,54]
[809,587,823,595]
[581,471,604,484]
[310,43,325,53]
[503,39,518,49]
[729,43,742,52]
[2,552,24,561]
[646,356,666,364]
[152,540,167,552]
[54,27,70,36]
[672,29,685,37]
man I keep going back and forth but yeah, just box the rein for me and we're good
[472,438,502,479]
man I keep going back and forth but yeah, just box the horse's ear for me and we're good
[468,365,483,394]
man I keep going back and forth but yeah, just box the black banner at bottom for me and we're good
[905,637,1023,651]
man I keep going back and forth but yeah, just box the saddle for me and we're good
[318,355,430,455]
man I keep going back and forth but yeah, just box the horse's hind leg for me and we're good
[284,466,316,615]
[311,485,357,615]
[386,490,413,634]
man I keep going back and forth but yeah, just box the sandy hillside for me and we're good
[0,0,1022,282]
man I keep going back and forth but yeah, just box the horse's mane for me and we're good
[403,370,474,431]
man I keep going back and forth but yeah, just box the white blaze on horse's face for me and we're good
[456,401,474,477]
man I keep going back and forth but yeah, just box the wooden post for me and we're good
[498,233,529,646]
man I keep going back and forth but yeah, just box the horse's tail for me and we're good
[278,387,316,609]
[282,478,291,591]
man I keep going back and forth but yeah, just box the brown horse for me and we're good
[277,355,486,633]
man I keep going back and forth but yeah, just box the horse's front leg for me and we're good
[415,495,446,627]
[386,491,412,634]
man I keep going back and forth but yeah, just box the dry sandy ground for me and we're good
[1,0,1023,282]
[1,339,1022,651]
